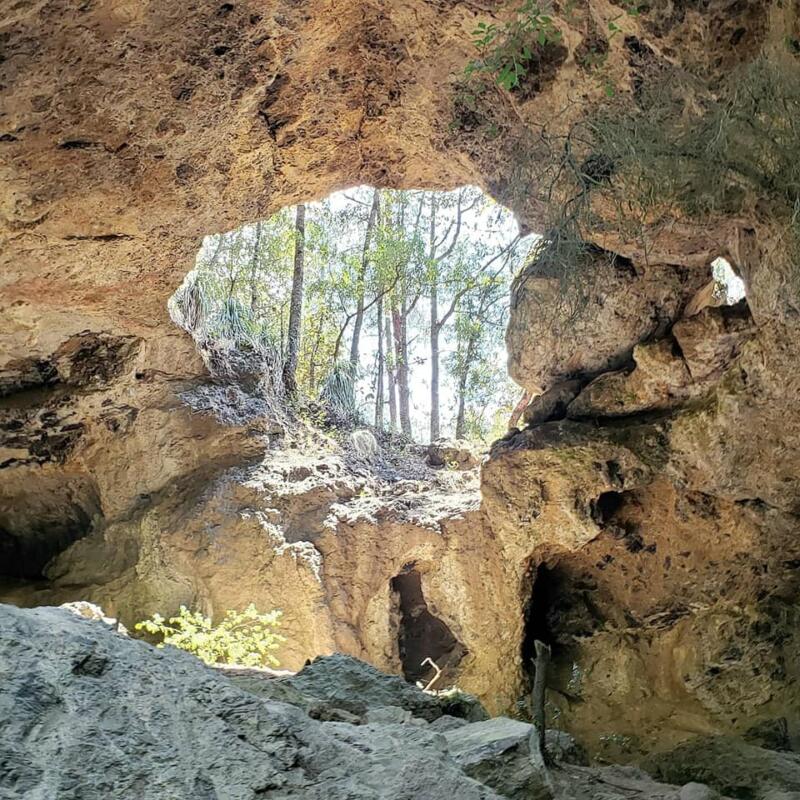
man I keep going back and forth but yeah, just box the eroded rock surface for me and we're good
[0,604,501,800]
[1,604,701,800]
[487,285,800,754]
[1,0,797,780]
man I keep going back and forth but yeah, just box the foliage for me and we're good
[171,185,528,442]
[320,359,360,424]
[585,51,800,300]
[466,1,563,91]
[135,604,285,668]
[506,46,800,339]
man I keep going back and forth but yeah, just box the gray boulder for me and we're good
[363,705,415,725]
[645,735,800,799]
[550,764,683,799]
[545,729,590,766]
[229,652,487,724]
[444,717,552,799]
[0,604,503,800]
[679,783,721,800]
[431,715,471,732]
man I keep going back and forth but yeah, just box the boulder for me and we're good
[679,783,720,800]
[444,717,552,799]
[226,653,487,723]
[645,735,800,798]
[427,440,480,470]
[362,705,415,725]
[0,604,501,800]
[431,715,471,732]
[550,763,683,799]
[545,729,589,766]
[566,340,691,419]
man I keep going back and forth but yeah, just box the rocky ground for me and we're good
[6,603,799,800]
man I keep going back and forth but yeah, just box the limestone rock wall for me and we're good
[488,289,800,755]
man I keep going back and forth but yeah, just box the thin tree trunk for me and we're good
[393,303,412,438]
[375,294,384,429]
[385,311,398,431]
[349,189,380,368]
[454,336,477,439]
[283,204,305,395]
[428,195,440,442]
[430,294,440,441]
[508,388,532,430]
[249,221,263,313]
[532,640,551,760]
[308,311,325,392]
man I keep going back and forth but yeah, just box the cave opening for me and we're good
[391,568,466,687]
[0,520,88,581]
[522,562,561,666]
[522,560,603,683]
[712,257,746,305]
[0,473,101,582]
[169,185,534,444]
[591,490,624,527]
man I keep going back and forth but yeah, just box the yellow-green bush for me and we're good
[135,604,285,668]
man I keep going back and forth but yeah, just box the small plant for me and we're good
[466,0,563,91]
[135,604,285,668]
[320,359,360,424]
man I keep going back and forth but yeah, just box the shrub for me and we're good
[135,604,285,668]
[466,1,563,91]
[320,359,360,424]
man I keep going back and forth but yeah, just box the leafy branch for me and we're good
[465,0,563,92]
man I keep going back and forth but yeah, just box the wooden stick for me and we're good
[532,640,551,759]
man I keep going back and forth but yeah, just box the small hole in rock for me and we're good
[591,491,624,526]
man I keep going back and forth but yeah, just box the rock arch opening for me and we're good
[711,257,746,306]
[169,185,533,443]
[391,568,466,687]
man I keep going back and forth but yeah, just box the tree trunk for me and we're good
[454,336,477,439]
[308,312,324,392]
[249,221,263,313]
[532,640,551,761]
[374,295,384,429]
[508,388,532,430]
[392,303,412,438]
[349,189,380,368]
[283,204,305,395]
[430,297,440,442]
[385,311,398,431]
[428,195,440,442]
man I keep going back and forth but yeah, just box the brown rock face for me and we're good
[487,292,800,754]
[2,0,797,765]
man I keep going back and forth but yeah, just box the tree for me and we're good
[249,221,263,313]
[283,204,305,395]
[349,189,380,368]
[385,191,426,438]
[426,189,475,441]
[384,311,398,431]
